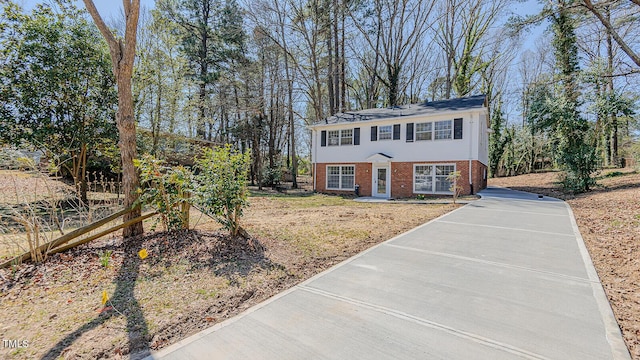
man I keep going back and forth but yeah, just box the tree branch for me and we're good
[581,0,640,67]
[81,0,117,48]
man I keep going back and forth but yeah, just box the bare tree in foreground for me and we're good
[82,0,143,238]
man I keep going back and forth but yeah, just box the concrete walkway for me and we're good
[147,187,630,360]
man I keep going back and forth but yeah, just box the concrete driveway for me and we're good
[147,187,630,360]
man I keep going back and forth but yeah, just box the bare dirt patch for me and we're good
[490,169,640,359]
[1,179,458,359]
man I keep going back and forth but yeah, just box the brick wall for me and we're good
[315,160,487,197]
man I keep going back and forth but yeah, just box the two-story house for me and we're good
[309,95,489,198]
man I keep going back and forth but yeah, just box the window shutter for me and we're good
[321,130,327,146]
[371,126,377,141]
[406,123,414,142]
[354,128,360,145]
[393,124,401,140]
[454,118,463,139]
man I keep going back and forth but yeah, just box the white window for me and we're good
[327,165,355,190]
[416,122,432,141]
[414,165,433,192]
[340,129,353,145]
[434,120,452,140]
[414,164,455,193]
[379,125,392,140]
[435,165,455,192]
[328,130,340,146]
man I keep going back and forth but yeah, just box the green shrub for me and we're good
[194,144,250,236]
[134,154,193,231]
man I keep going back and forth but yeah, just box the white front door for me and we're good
[372,164,390,198]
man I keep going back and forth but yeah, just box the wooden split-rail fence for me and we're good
[0,208,157,269]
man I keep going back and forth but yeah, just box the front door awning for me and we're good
[366,153,393,162]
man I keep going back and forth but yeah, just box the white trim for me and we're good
[326,164,356,191]
[434,120,453,140]
[372,164,391,198]
[378,125,393,141]
[366,153,393,162]
[413,163,456,194]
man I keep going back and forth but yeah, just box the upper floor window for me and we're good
[379,125,392,140]
[434,120,452,140]
[328,130,340,146]
[340,129,353,145]
[321,128,360,147]
[416,122,432,141]
[407,119,461,142]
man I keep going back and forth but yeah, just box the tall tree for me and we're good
[350,0,435,107]
[0,1,117,203]
[82,0,143,237]
[435,0,508,98]
[159,0,245,141]
[548,0,597,192]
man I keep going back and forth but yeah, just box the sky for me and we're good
[20,0,156,19]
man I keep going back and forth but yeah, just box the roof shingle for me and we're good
[317,94,486,125]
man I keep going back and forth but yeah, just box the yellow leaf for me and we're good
[138,249,148,260]
[101,290,109,305]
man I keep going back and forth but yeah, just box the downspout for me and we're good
[468,117,474,195]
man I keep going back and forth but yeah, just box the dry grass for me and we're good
[0,182,458,359]
[490,168,640,359]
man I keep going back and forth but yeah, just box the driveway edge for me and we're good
[564,203,631,360]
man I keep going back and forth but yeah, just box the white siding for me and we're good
[311,109,488,165]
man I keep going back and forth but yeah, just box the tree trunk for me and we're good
[327,26,335,116]
[83,0,143,238]
[117,76,144,238]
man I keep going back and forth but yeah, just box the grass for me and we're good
[1,186,458,359]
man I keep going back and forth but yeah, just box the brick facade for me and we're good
[314,160,487,197]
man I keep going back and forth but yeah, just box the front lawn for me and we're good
[0,177,458,359]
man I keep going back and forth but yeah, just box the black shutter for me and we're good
[393,124,401,140]
[406,123,414,142]
[371,126,377,141]
[454,118,463,139]
[354,128,360,145]
[321,130,327,146]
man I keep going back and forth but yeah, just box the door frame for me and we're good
[372,163,391,198]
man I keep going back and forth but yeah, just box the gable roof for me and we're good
[314,95,486,126]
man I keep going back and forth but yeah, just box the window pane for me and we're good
[379,125,392,140]
[328,176,340,188]
[341,129,353,145]
[341,175,355,189]
[416,122,432,141]
[435,165,454,176]
[340,166,355,189]
[341,166,355,175]
[328,130,340,146]
[435,177,451,192]
[434,120,452,140]
[435,165,454,192]
[414,165,433,192]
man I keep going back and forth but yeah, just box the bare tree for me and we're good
[580,0,640,68]
[82,0,143,238]
[435,0,508,98]
[350,0,436,107]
